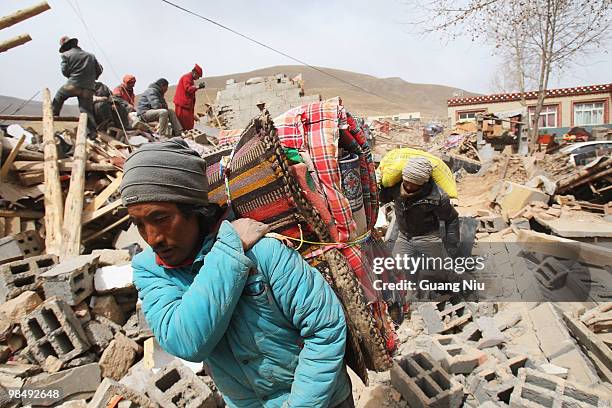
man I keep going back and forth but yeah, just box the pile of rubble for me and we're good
[0,242,223,407]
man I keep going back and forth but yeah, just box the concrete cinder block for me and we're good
[21,297,91,366]
[41,255,98,306]
[535,257,569,290]
[0,230,44,266]
[145,360,215,408]
[509,368,610,408]
[22,363,101,406]
[83,320,115,351]
[430,335,485,374]
[88,377,158,408]
[0,254,58,302]
[390,352,463,408]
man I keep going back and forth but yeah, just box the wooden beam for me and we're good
[0,135,25,181]
[0,209,44,219]
[0,33,32,53]
[11,160,117,172]
[17,171,44,186]
[4,217,21,235]
[42,88,63,255]
[84,173,123,213]
[0,114,80,122]
[61,113,88,259]
[0,2,50,30]
[83,214,130,244]
[82,200,122,225]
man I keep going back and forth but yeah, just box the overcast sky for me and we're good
[1,0,610,102]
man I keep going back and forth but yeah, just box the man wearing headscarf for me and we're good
[173,64,205,131]
[113,74,137,111]
[52,36,102,138]
[120,139,353,408]
[391,157,460,283]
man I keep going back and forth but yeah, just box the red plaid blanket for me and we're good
[275,97,356,242]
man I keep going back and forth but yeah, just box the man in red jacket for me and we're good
[173,64,205,130]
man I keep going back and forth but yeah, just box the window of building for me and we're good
[458,111,480,121]
[529,105,557,128]
[574,102,604,126]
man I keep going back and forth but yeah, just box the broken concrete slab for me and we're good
[22,363,101,407]
[83,320,115,352]
[98,332,142,381]
[494,181,550,218]
[0,290,42,325]
[40,254,99,306]
[475,317,506,349]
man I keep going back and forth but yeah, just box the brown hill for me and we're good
[166,65,478,119]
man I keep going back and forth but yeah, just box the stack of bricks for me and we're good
[391,351,463,408]
[145,360,216,408]
[40,254,99,305]
[0,254,58,302]
[20,297,91,366]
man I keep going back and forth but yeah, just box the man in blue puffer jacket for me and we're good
[119,138,353,408]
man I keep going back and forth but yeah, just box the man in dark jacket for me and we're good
[93,81,131,132]
[389,157,460,288]
[137,78,182,137]
[52,36,102,137]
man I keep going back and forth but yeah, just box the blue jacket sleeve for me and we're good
[251,238,347,408]
[133,221,254,362]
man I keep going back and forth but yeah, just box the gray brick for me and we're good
[534,257,569,290]
[390,352,463,408]
[146,360,215,408]
[0,230,44,266]
[0,254,58,302]
[430,335,485,374]
[21,297,90,366]
[40,254,98,306]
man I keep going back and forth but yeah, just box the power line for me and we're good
[159,0,404,108]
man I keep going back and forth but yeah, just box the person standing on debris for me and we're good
[173,64,205,131]
[391,157,460,281]
[113,74,137,111]
[119,139,353,408]
[92,81,131,132]
[52,36,102,138]
[137,78,183,137]
[256,100,270,120]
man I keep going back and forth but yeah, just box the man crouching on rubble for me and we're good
[119,139,353,408]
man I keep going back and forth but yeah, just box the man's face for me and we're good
[193,71,202,80]
[161,84,168,94]
[402,180,422,194]
[257,104,265,111]
[127,80,135,90]
[127,202,200,265]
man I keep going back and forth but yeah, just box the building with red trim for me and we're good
[447,83,611,134]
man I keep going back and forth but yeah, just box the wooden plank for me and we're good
[84,173,123,213]
[42,88,63,255]
[0,114,80,122]
[0,209,43,219]
[517,229,612,267]
[5,217,21,235]
[0,134,25,181]
[17,171,44,186]
[11,160,116,172]
[0,218,5,238]
[83,214,130,243]
[82,200,122,225]
[0,1,50,30]
[60,113,88,259]
[0,33,31,53]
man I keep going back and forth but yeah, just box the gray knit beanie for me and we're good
[119,138,208,206]
[402,157,433,185]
